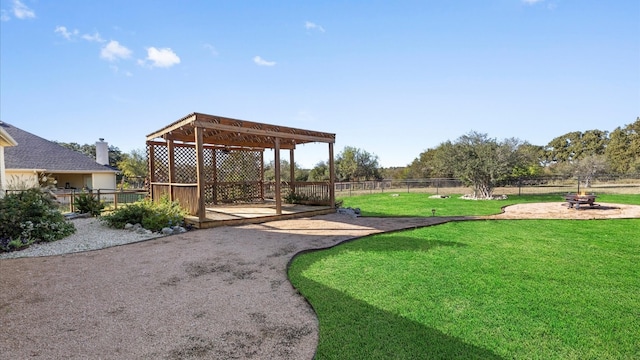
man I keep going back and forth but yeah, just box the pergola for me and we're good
[146,112,336,228]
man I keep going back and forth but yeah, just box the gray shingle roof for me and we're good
[2,122,118,173]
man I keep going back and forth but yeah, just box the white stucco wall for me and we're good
[92,173,117,190]
[4,171,39,190]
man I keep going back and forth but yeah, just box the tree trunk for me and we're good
[473,181,493,199]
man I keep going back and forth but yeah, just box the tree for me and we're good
[605,117,640,174]
[308,161,330,181]
[406,147,456,179]
[510,143,545,179]
[263,159,308,182]
[574,155,608,188]
[544,129,608,164]
[56,141,124,168]
[437,131,522,199]
[335,146,381,181]
[117,149,148,188]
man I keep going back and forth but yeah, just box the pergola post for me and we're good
[147,142,155,199]
[195,127,206,221]
[274,138,282,215]
[289,149,295,194]
[329,142,335,208]
[212,148,218,205]
[260,152,265,200]
[167,139,175,202]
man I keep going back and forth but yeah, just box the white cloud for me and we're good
[100,40,132,61]
[203,43,219,57]
[143,47,181,68]
[82,32,105,43]
[522,0,544,4]
[1,10,11,22]
[253,56,276,67]
[12,0,35,19]
[54,26,78,40]
[305,21,325,33]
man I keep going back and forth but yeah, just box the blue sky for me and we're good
[1,0,638,168]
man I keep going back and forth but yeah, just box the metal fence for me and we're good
[335,174,640,197]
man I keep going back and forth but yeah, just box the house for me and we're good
[0,123,18,197]
[1,121,118,192]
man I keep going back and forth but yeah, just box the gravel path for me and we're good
[1,203,638,359]
[0,218,164,259]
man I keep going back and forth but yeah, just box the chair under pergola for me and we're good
[146,112,336,228]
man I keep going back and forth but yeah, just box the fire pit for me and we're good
[564,193,598,209]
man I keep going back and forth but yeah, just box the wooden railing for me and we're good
[264,181,331,205]
[52,189,148,213]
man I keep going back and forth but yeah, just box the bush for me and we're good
[101,196,186,232]
[0,189,76,252]
[74,191,104,216]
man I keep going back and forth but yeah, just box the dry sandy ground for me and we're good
[1,202,639,359]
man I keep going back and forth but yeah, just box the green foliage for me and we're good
[283,190,323,204]
[141,197,186,231]
[308,161,330,181]
[264,159,309,182]
[0,188,76,252]
[335,146,382,181]
[434,132,523,198]
[74,191,105,216]
[101,196,186,232]
[544,129,608,164]
[117,149,148,179]
[289,219,640,359]
[56,141,124,168]
[605,117,640,174]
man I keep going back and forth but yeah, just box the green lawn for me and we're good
[339,193,640,217]
[289,194,640,359]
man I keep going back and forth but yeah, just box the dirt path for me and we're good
[1,203,638,359]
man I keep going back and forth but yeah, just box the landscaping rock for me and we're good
[337,207,361,217]
[172,226,187,234]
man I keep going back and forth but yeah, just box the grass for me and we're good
[289,220,640,359]
[288,193,640,359]
[339,193,640,217]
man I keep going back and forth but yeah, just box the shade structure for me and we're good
[146,112,336,227]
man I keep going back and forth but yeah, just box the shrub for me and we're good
[101,196,186,232]
[0,188,76,252]
[74,191,104,216]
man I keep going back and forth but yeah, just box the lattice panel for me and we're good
[149,144,169,182]
[215,150,261,183]
[203,148,216,183]
[214,149,262,203]
[174,146,197,183]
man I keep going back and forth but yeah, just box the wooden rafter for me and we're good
[146,112,335,149]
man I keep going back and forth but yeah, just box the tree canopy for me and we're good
[335,146,382,182]
[432,132,525,198]
[605,117,640,174]
[56,141,124,168]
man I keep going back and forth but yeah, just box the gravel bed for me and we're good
[0,217,165,259]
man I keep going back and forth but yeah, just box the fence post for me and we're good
[518,178,522,196]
